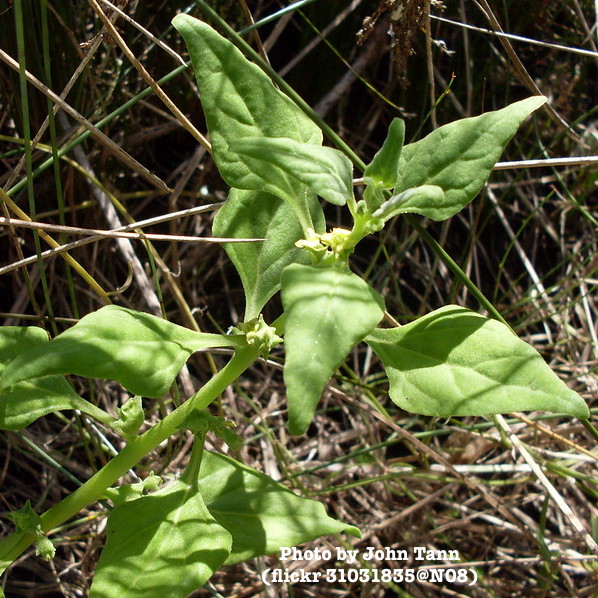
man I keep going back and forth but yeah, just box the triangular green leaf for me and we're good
[172,14,321,180]
[232,137,354,206]
[281,264,385,435]
[0,327,113,430]
[90,478,231,598]
[199,451,360,565]
[1,306,244,397]
[395,96,547,220]
[366,305,589,418]
[213,188,325,321]
[172,14,322,231]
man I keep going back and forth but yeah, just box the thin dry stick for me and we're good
[0,188,111,302]
[456,0,473,115]
[0,201,38,321]
[4,0,125,192]
[473,0,580,142]
[334,388,542,546]
[494,414,598,554]
[314,19,387,117]
[485,186,557,343]
[350,155,598,187]
[159,147,222,379]
[295,485,452,575]
[514,413,598,462]
[0,48,169,193]
[0,204,224,277]
[278,0,363,76]
[579,279,598,361]
[96,0,187,66]
[423,0,437,128]
[61,116,163,317]
[167,146,207,271]
[87,0,211,153]
[263,12,295,56]
[430,13,598,59]
[57,110,222,344]
[0,218,264,244]
[570,0,598,58]
[444,500,594,567]
[494,156,598,169]
[238,0,271,65]
[367,485,449,532]
[425,552,596,567]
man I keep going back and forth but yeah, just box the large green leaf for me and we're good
[172,14,322,231]
[1,306,244,398]
[91,448,359,597]
[199,451,360,565]
[281,264,385,435]
[90,475,231,598]
[232,137,354,206]
[366,305,589,418]
[213,188,325,321]
[0,327,113,430]
[171,15,321,178]
[394,96,546,220]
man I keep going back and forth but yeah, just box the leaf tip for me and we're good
[520,95,548,114]
[171,12,192,28]
[344,525,362,539]
[564,392,590,419]
[288,417,309,437]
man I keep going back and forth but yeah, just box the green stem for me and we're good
[579,417,598,443]
[182,436,205,490]
[0,346,258,566]
[237,0,322,36]
[345,211,373,255]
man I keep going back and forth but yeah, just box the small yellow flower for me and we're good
[295,228,325,252]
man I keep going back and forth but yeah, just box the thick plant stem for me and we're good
[0,346,259,566]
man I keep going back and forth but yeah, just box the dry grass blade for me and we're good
[1,1,596,596]
[0,48,169,193]
[0,187,111,302]
[87,0,211,152]
[0,203,229,276]
[495,414,598,554]
[96,0,187,66]
[474,0,580,142]
[0,217,265,244]
[431,13,598,59]
[494,156,598,169]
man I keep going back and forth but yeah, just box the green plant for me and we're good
[0,12,590,598]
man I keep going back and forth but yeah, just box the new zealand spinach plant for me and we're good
[0,11,589,598]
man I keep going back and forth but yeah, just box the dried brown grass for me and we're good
[0,1,596,596]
